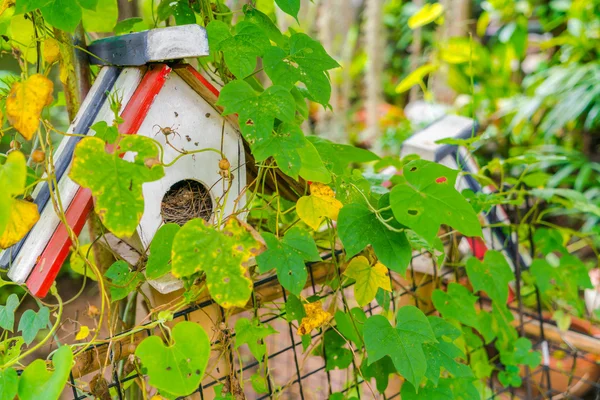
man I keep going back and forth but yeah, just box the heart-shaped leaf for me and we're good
[18,346,73,400]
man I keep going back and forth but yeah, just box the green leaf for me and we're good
[146,223,180,280]
[274,0,299,20]
[432,283,480,330]
[157,0,195,25]
[105,261,143,301]
[401,380,453,400]
[0,337,24,364]
[390,160,482,243]
[135,321,210,397]
[114,17,147,35]
[171,218,262,308]
[297,140,331,183]
[18,346,73,400]
[338,203,411,273]
[69,136,164,238]
[423,316,466,385]
[18,307,49,345]
[0,368,18,400]
[40,0,82,32]
[244,8,286,47]
[250,373,269,394]
[307,136,380,175]
[77,0,97,11]
[256,227,320,295]
[90,121,119,144]
[0,151,27,237]
[207,20,270,79]
[408,3,444,29]
[264,33,339,105]
[251,122,305,179]
[466,250,513,304]
[499,337,541,369]
[0,294,19,332]
[235,317,277,361]
[498,365,521,387]
[364,306,435,387]
[324,329,352,371]
[217,80,295,145]
[361,356,396,393]
[284,294,306,323]
[81,0,118,32]
[343,256,391,306]
[334,308,367,347]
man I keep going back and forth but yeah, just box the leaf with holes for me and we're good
[18,307,49,345]
[104,261,143,301]
[264,33,339,105]
[18,346,73,400]
[251,122,306,179]
[256,227,321,295]
[235,317,278,361]
[217,80,295,145]
[69,136,164,238]
[344,256,391,306]
[466,250,513,304]
[172,218,264,308]
[390,160,482,243]
[6,74,53,139]
[207,20,271,79]
[364,306,436,387]
[135,321,210,397]
[432,283,480,330]
[0,294,19,332]
[146,223,180,280]
[296,183,343,230]
[337,202,411,274]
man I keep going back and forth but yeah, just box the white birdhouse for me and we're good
[0,25,248,297]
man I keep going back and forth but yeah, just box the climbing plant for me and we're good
[0,0,596,399]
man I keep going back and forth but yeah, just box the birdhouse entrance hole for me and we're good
[160,179,213,225]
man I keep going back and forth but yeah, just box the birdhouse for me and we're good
[0,25,252,297]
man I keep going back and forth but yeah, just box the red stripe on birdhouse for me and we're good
[183,64,220,97]
[27,64,172,298]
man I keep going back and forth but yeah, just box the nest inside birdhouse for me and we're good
[161,180,213,225]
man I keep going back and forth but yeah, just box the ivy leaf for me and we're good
[432,283,480,330]
[337,202,411,274]
[0,294,19,332]
[408,3,445,29]
[343,256,391,306]
[334,308,367,347]
[256,227,320,295]
[307,136,380,175]
[364,306,436,388]
[324,329,352,371]
[69,136,165,238]
[274,0,300,20]
[0,368,18,400]
[146,223,180,280]
[6,74,53,140]
[235,317,278,361]
[423,316,466,385]
[0,199,39,249]
[157,0,194,25]
[207,20,270,79]
[171,218,264,308]
[135,321,210,397]
[390,160,482,243]
[466,250,513,304]
[361,356,396,393]
[105,261,143,301]
[18,307,49,345]
[18,346,73,400]
[0,151,27,237]
[251,122,305,179]
[264,33,339,105]
[296,183,342,230]
[217,80,295,145]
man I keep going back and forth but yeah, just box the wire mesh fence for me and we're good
[66,203,600,400]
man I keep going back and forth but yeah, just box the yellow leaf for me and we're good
[0,199,40,249]
[0,0,14,16]
[43,38,60,64]
[6,74,54,140]
[440,38,476,64]
[69,244,98,281]
[296,183,343,231]
[150,396,165,400]
[408,3,444,29]
[476,11,490,38]
[344,256,391,306]
[395,63,437,94]
[297,301,332,335]
[75,325,90,340]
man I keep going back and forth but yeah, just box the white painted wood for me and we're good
[146,25,209,62]
[5,68,144,283]
[129,73,246,293]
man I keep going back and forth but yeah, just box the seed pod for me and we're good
[9,140,21,150]
[219,158,230,171]
[31,149,45,163]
